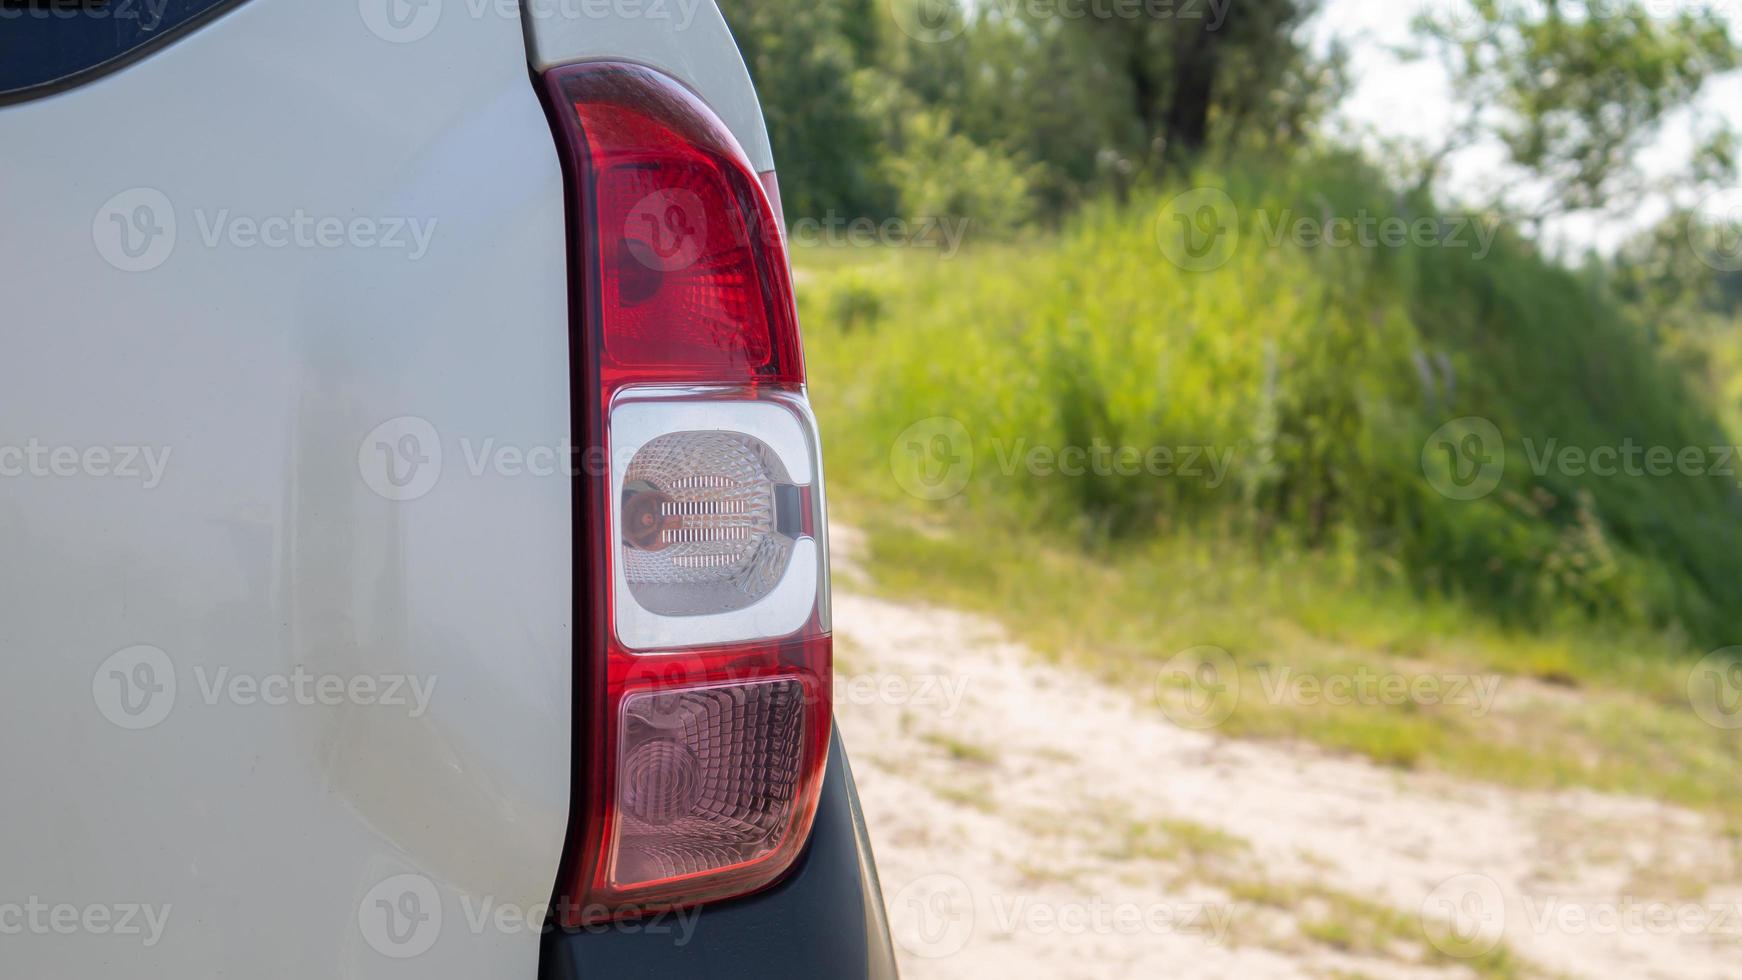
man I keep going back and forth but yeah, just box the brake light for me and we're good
[543,63,831,923]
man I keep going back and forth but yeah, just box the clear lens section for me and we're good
[620,431,797,616]
[609,390,825,651]
[612,679,806,887]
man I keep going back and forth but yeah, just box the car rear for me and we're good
[0,2,894,977]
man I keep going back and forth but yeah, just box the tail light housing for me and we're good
[543,63,832,922]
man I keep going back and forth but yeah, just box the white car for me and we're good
[0,2,895,977]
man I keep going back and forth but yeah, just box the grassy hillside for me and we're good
[800,158,1742,649]
[796,160,1742,813]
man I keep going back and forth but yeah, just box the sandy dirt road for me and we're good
[830,583,1742,979]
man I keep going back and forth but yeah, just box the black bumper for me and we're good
[540,728,899,980]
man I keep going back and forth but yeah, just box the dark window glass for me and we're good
[0,0,250,103]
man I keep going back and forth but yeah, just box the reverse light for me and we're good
[611,392,823,649]
[543,62,831,922]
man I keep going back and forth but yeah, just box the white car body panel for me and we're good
[0,2,587,977]
[0,0,778,972]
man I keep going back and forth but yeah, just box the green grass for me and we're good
[800,158,1742,647]
[838,504,1742,819]
[796,167,1742,818]
[1226,876,1535,979]
[919,730,1000,766]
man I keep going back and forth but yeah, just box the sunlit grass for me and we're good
[797,172,1742,822]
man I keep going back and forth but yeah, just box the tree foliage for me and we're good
[719,0,1343,224]
[1414,0,1740,227]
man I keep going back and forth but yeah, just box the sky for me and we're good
[1313,0,1742,254]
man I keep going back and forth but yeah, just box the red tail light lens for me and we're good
[559,62,804,390]
[543,62,831,923]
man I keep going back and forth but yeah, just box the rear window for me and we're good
[0,0,248,103]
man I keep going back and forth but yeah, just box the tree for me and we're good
[716,0,896,220]
[1413,0,1740,232]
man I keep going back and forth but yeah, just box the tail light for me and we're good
[542,63,832,923]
